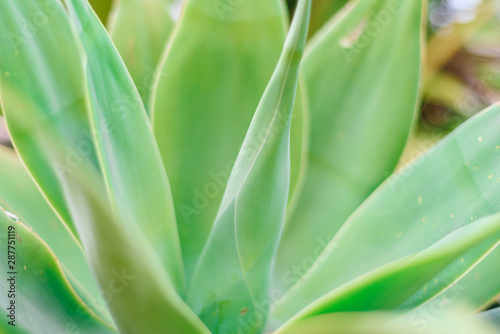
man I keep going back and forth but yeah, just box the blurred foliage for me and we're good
[400,0,500,166]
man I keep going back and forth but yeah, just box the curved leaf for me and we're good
[151,0,307,279]
[276,310,498,334]
[272,102,500,322]
[0,202,116,333]
[401,244,500,320]
[279,213,500,326]
[45,137,209,334]
[65,0,185,293]
[187,1,311,333]
[109,0,175,110]
[0,146,113,324]
[0,0,99,243]
[275,0,423,292]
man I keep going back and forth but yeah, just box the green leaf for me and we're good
[44,152,210,334]
[0,146,113,324]
[0,202,116,333]
[272,102,500,323]
[187,1,311,333]
[109,0,175,110]
[275,310,498,334]
[151,0,307,279]
[65,0,185,293]
[275,0,423,293]
[278,212,500,325]
[0,0,99,243]
[400,243,500,318]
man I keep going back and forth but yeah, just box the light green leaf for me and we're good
[187,1,311,333]
[272,102,500,323]
[0,146,113,324]
[151,0,307,279]
[275,0,423,293]
[276,310,498,334]
[48,153,209,334]
[0,202,116,333]
[0,0,99,243]
[278,212,500,326]
[401,243,500,319]
[65,0,185,293]
[109,0,175,110]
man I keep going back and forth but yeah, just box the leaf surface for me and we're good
[0,202,116,333]
[41,135,209,334]
[0,0,99,242]
[109,0,175,110]
[275,0,423,294]
[65,0,185,293]
[279,213,500,325]
[276,310,498,334]
[151,0,307,279]
[272,103,500,323]
[0,146,112,323]
[187,1,311,332]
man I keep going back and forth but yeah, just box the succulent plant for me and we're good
[1,0,500,333]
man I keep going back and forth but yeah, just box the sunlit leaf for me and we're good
[0,146,112,323]
[65,0,185,293]
[0,0,99,242]
[279,213,500,323]
[272,102,500,323]
[109,0,175,110]
[276,310,498,334]
[187,1,311,332]
[401,243,500,318]
[0,202,117,333]
[275,0,423,293]
[151,0,307,279]
[49,152,209,334]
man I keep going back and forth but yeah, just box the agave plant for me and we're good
[1,0,500,333]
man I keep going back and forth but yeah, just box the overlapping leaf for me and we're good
[275,0,423,293]
[275,310,498,334]
[151,0,307,279]
[278,213,500,325]
[401,244,500,319]
[0,0,99,241]
[272,103,500,323]
[0,146,112,323]
[187,1,311,332]
[0,0,199,331]
[0,202,116,333]
[65,0,184,293]
[46,148,209,334]
[109,0,175,110]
